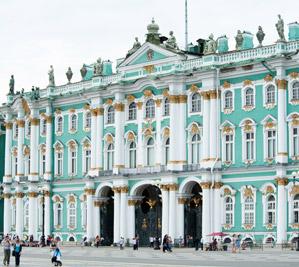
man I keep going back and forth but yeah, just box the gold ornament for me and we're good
[143,65,155,73]
[162,89,169,97]
[143,89,153,97]
[289,72,299,79]
[126,95,135,103]
[105,98,113,105]
[243,80,253,86]
[264,74,273,82]
[223,81,231,89]
[190,84,198,93]
[276,79,287,90]
[275,177,288,186]
[200,182,211,189]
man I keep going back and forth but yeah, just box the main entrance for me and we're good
[184,182,202,246]
[135,185,162,246]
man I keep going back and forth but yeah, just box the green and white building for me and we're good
[1,18,299,245]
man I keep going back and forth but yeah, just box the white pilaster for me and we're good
[209,91,219,162]
[3,185,12,235]
[44,187,51,238]
[168,185,177,239]
[15,184,24,239]
[213,180,223,233]
[127,199,136,241]
[176,197,185,240]
[85,181,95,241]
[136,102,143,167]
[276,176,288,244]
[4,113,13,184]
[161,185,169,238]
[28,184,38,239]
[44,105,52,181]
[113,188,120,244]
[201,174,211,243]
[119,187,128,239]
[201,93,210,165]
[90,108,97,173]
[155,99,162,165]
[96,108,104,171]
[94,203,100,237]
[29,107,39,182]
[16,104,25,181]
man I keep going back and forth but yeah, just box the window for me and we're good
[225,197,233,225]
[294,194,299,223]
[129,142,136,168]
[165,138,170,165]
[163,98,170,116]
[41,119,47,135]
[245,88,254,106]
[292,127,299,157]
[245,132,254,160]
[71,150,77,175]
[244,197,254,225]
[191,134,201,164]
[191,93,201,112]
[145,99,155,119]
[57,152,63,176]
[266,130,276,159]
[81,202,87,228]
[70,114,77,131]
[68,203,76,228]
[266,195,276,224]
[41,153,46,175]
[85,112,91,129]
[107,106,115,124]
[128,102,137,120]
[265,85,275,104]
[107,143,114,170]
[27,121,31,137]
[292,82,299,101]
[11,204,16,227]
[224,91,233,109]
[14,156,17,176]
[57,116,63,133]
[24,201,29,229]
[146,138,155,166]
[15,124,18,138]
[56,203,62,226]
[25,155,30,176]
[224,134,233,162]
[83,148,91,174]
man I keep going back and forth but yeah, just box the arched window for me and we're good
[128,102,137,120]
[70,114,77,131]
[15,124,18,138]
[129,142,136,168]
[107,106,115,124]
[145,99,155,119]
[68,142,77,176]
[68,203,76,228]
[57,203,62,226]
[57,116,63,133]
[244,197,254,224]
[165,138,170,164]
[85,112,91,129]
[56,150,63,176]
[42,119,47,135]
[24,201,29,229]
[245,88,254,106]
[265,85,275,104]
[294,194,299,223]
[225,197,233,225]
[292,82,299,101]
[191,93,201,112]
[224,134,233,162]
[146,137,155,166]
[107,143,114,170]
[83,147,91,174]
[163,98,170,116]
[27,121,31,137]
[292,126,299,157]
[266,130,276,159]
[245,132,254,160]
[191,134,201,164]
[266,195,276,224]
[224,91,233,109]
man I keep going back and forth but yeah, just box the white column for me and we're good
[119,187,128,239]
[15,185,24,239]
[44,189,51,237]
[168,184,177,239]
[209,91,218,161]
[176,197,185,239]
[44,105,52,181]
[201,92,210,164]
[90,108,97,173]
[276,177,288,244]
[94,201,100,237]
[127,199,136,241]
[155,99,162,165]
[16,108,25,181]
[28,184,38,239]
[161,185,169,238]
[113,188,120,244]
[3,185,12,235]
[213,181,223,233]
[178,97,187,165]
[276,78,288,164]
[4,115,13,184]
[201,181,211,243]
[96,108,104,170]
[85,182,95,240]
[136,102,143,167]
[29,107,39,182]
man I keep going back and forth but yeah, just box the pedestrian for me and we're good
[200,237,204,251]
[149,236,154,248]
[162,234,172,252]
[119,237,124,250]
[51,247,62,266]
[232,234,236,253]
[12,238,22,267]
[236,235,241,252]
[2,235,11,266]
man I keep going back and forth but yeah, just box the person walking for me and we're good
[2,235,11,266]
[12,238,22,267]
[119,237,125,250]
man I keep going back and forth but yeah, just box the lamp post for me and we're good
[292,171,299,251]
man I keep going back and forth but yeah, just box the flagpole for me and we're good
[185,0,188,51]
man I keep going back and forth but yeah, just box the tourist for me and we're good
[236,235,241,252]
[200,237,204,251]
[2,235,11,266]
[162,234,172,252]
[132,235,139,250]
[51,247,62,266]
[232,234,236,253]
[119,237,125,250]
[149,236,154,248]
[12,238,22,267]
[95,235,100,248]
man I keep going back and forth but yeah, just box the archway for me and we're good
[183,181,202,247]
[135,184,162,247]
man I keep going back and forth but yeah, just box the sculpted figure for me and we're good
[66,67,73,83]
[276,14,286,41]
[48,65,55,87]
[165,31,178,50]
[235,30,244,50]
[204,34,217,54]
[256,26,265,47]
[94,58,103,76]
[9,75,15,95]
[80,64,88,80]
[126,37,141,57]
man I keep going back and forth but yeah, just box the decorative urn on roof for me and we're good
[146,18,161,45]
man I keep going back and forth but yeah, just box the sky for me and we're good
[0,0,298,103]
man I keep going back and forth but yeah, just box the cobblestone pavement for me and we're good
[1,246,299,267]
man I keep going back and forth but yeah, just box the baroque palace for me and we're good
[1,17,299,246]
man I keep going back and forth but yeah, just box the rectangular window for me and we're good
[84,150,91,173]
[42,154,46,175]
[57,152,63,176]
[266,130,276,159]
[71,151,77,174]
[245,132,254,160]
[293,127,299,156]
[224,134,233,162]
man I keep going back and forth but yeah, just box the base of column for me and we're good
[28,174,39,182]
[88,169,100,177]
[276,154,288,164]
[167,162,185,171]
[3,176,12,184]
[43,173,52,181]
[15,175,25,183]
[113,166,124,175]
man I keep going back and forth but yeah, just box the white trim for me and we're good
[263,82,277,109]
[242,85,256,111]
[68,112,78,134]
[221,89,234,113]
[55,114,64,136]
[288,78,299,105]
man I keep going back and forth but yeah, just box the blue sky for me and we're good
[0,0,298,103]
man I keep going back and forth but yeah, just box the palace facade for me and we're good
[1,18,299,245]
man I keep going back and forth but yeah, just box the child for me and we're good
[51,247,62,266]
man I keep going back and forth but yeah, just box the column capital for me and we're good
[28,192,38,198]
[137,102,143,110]
[113,103,125,112]
[120,186,129,193]
[84,188,95,195]
[155,99,162,107]
[128,199,140,206]
[275,177,289,186]
[112,186,121,193]
[45,115,52,124]
[3,193,11,199]
[16,119,25,128]
[213,182,224,189]
[168,183,178,191]
[177,197,188,205]
[4,122,13,129]
[200,181,212,189]
[201,91,210,100]
[44,191,51,197]
[15,192,24,198]
[29,118,40,125]
[276,79,287,90]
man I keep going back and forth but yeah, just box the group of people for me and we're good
[1,235,22,266]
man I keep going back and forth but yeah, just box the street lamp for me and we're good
[292,171,299,251]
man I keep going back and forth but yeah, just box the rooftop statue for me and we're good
[126,37,141,57]
[165,31,179,50]
[235,30,244,50]
[80,64,87,80]
[48,65,55,87]
[31,86,40,100]
[145,18,161,45]
[66,67,73,83]
[204,34,217,55]
[94,58,103,76]
[276,14,286,41]
[256,26,265,47]
[9,75,14,95]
